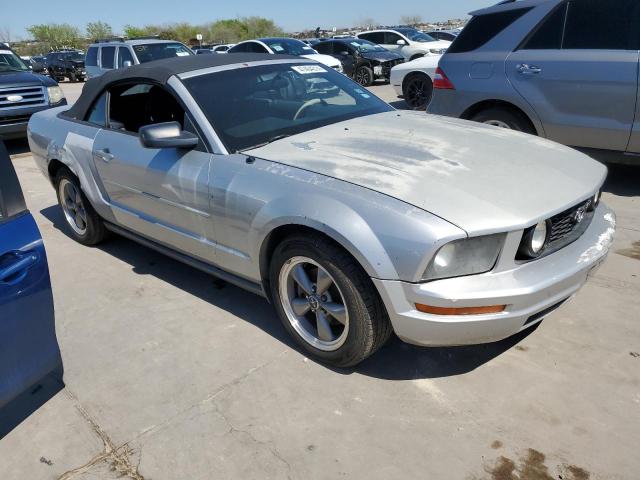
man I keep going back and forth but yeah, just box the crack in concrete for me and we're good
[56,390,144,480]
[212,401,293,480]
[133,349,289,442]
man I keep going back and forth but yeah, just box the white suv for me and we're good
[356,28,451,62]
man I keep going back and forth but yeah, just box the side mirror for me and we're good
[139,122,199,149]
[396,39,407,46]
[123,60,133,67]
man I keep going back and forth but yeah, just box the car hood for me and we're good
[246,111,607,234]
[413,40,451,50]
[361,51,404,62]
[0,70,55,87]
[302,53,341,68]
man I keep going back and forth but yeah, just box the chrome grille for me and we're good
[0,85,47,110]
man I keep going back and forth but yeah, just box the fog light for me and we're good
[531,221,548,254]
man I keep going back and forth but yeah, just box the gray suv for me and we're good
[85,39,194,79]
[428,0,640,163]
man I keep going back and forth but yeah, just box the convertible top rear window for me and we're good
[183,63,392,152]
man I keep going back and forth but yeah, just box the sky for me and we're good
[1,0,491,40]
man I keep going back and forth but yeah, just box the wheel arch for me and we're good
[461,100,539,135]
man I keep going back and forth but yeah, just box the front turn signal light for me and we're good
[416,304,506,316]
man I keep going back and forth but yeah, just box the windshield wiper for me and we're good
[240,134,292,152]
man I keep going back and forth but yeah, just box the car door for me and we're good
[506,0,640,151]
[333,43,358,77]
[0,141,63,438]
[91,83,216,263]
[382,32,406,55]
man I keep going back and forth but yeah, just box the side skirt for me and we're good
[104,222,267,298]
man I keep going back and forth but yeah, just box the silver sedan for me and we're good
[28,54,615,367]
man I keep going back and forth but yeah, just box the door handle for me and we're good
[0,252,38,284]
[517,64,542,75]
[95,148,114,163]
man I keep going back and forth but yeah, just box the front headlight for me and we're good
[422,234,504,282]
[336,64,344,73]
[47,86,65,105]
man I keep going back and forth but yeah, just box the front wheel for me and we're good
[55,167,107,246]
[270,235,392,367]
[354,66,374,87]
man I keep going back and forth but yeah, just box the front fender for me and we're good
[250,193,399,280]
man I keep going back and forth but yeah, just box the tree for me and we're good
[86,21,113,41]
[123,24,152,39]
[27,23,81,51]
[400,15,423,27]
[0,26,12,44]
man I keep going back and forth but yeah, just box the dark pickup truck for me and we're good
[1,46,67,140]
[46,50,86,82]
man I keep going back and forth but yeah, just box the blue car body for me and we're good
[0,140,63,438]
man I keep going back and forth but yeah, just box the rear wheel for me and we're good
[69,72,77,82]
[270,235,392,367]
[354,66,374,87]
[471,107,535,134]
[402,73,433,110]
[55,167,107,246]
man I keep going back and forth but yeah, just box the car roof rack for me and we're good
[94,37,125,43]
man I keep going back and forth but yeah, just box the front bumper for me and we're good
[0,102,66,140]
[374,204,616,347]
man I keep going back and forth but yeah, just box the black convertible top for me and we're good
[65,53,300,120]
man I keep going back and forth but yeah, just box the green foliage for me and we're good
[400,15,423,27]
[27,23,81,50]
[86,21,113,40]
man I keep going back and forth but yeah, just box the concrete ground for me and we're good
[1,81,639,480]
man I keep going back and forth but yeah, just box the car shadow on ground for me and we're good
[602,163,640,197]
[41,205,536,381]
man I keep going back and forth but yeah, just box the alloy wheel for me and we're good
[356,69,372,86]
[483,120,512,129]
[406,77,429,109]
[279,256,349,352]
[58,179,88,236]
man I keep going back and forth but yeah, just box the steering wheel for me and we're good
[294,98,325,121]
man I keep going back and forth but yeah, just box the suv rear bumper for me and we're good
[374,204,616,347]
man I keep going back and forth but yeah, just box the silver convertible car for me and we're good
[28,54,616,367]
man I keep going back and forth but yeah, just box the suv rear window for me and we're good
[448,8,532,53]
[86,47,98,67]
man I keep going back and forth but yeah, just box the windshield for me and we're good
[133,43,194,63]
[185,63,392,152]
[346,40,387,53]
[0,49,29,73]
[263,39,317,56]
[65,52,84,62]
[396,29,437,43]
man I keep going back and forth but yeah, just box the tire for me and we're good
[54,167,107,246]
[269,234,393,368]
[354,65,374,87]
[69,72,77,82]
[471,107,535,134]
[402,73,433,110]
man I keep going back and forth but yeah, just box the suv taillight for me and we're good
[433,67,455,90]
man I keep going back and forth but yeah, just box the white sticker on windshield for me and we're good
[176,51,190,56]
[272,45,284,52]
[292,65,327,74]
